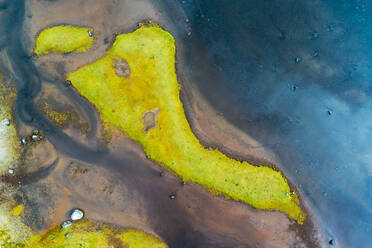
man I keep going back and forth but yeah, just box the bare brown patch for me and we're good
[114,58,130,78]
[142,109,159,133]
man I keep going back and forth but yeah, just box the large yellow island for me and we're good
[36,24,306,224]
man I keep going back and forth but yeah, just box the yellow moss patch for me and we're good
[12,205,24,217]
[41,102,74,127]
[28,220,167,248]
[34,25,94,56]
[66,26,306,224]
[121,229,167,248]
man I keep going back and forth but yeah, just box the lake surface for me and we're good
[165,0,372,247]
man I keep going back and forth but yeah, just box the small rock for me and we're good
[327,110,333,116]
[61,220,72,228]
[294,57,302,64]
[285,192,289,196]
[8,169,14,174]
[31,131,42,142]
[88,30,94,37]
[329,239,335,246]
[96,229,102,232]
[70,208,84,220]
[1,118,10,126]
[64,80,72,87]
[169,194,176,200]
[311,32,319,40]
[21,138,27,146]
[65,233,71,239]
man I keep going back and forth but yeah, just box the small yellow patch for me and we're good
[34,25,95,56]
[12,205,24,216]
[41,102,73,127]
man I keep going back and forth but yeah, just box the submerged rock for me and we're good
[70,209,84,221]
[329,239,335,246]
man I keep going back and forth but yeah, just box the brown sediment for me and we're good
[114,58,131,78]
[142,109,159,133]
[19,137,57,174]
[46,185,71,231]
[35,83,90,134]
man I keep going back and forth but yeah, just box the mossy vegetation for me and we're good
[41,102,72,127]
[34,25,94,56]
[0,73,21,173]
[12,205,24,217]
[65,25,306,223]
[27,220,167,248]
[0,200,32,248]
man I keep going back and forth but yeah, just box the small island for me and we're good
[34,25,95,56]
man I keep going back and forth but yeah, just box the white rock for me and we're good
[61,220,72,228]
[1,118,10,126]
[70,209,84,221]
[8,168,14,174]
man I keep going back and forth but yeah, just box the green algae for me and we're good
[65,25,306,223]
[34,25,94,56]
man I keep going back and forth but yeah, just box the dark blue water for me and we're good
[170,0,372,247]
